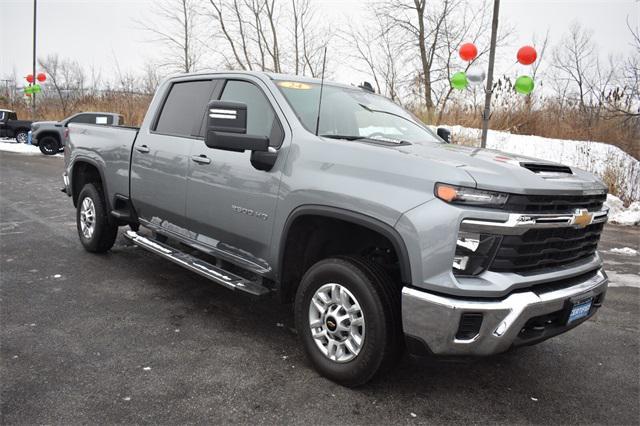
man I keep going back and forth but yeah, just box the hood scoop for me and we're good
[521,162,573,177]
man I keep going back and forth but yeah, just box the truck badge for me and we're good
[571,209,593,228]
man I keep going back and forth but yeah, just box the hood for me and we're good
[395,142,607,196]
[31,120,59,129]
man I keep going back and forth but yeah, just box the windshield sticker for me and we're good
[277,81,312,90]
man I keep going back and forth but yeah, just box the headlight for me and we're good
[452,231,501,276]
[435,183,508,207]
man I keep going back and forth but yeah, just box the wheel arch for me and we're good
[277,205,412,302]
[36,130,61,145]
[70,158,111,211]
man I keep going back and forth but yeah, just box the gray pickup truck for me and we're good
[64,71,609,386]
[32,112,123,155]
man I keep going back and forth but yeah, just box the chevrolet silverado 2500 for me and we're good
[63,71,609,386]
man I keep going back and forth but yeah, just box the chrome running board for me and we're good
[123,230,271,296]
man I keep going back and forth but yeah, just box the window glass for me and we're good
[275,80,440,145]
[155,80,214,137]
[220,80,283,147]
[70,114,113,125]
[0,112,4,120]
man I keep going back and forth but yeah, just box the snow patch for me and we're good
[0,140,62,156]
[450,127,640,203]
[604,195,640,226]
[609,247,638,256]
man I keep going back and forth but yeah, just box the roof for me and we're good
[0,109,15,113]
[174,70,367,91]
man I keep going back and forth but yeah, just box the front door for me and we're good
[186,78,286,272]
[130,79,216,233]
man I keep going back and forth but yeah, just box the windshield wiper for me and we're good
[320,134,367,141]
[320,134,409,145]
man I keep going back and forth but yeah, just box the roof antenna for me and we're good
[314,46,328,136]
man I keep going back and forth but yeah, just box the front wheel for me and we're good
[39,136,60,155]
[15,130,28,144]
[294,256,402,387]
[76,183,118,252]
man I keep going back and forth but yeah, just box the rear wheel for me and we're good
[76,183,118,252]
[294,256,402,387]
[39,136,60,155]
[15,130,28,144]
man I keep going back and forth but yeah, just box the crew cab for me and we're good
[63,71,609,386]
[0,109,32,143]
[32,112,123,155]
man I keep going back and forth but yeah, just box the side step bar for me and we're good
[123,230,271,297]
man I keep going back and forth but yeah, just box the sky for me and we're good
[0,0,638,87]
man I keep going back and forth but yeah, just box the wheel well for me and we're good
[279,214,405,303]
[71,162,103,207]
[38,131,60,143]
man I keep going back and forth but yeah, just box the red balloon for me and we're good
[37,73,46,82]
[517,45,537,65]
[459,43,478,61]
[26,74,34,83]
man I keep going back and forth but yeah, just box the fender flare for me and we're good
[34,130,61,147]
[69,157,112,211]
[277,205,412,285]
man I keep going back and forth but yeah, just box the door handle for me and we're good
[191,155,211,165]
[136,145,150,153]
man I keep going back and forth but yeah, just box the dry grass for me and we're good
[7,93,152,127]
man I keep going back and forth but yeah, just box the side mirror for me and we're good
[205,100,269,152]
[437,127,451,143]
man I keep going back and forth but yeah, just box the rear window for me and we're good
[155,80,214,137]
[70,114,113,125]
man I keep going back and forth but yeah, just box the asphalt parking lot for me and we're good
[1,150,639,424]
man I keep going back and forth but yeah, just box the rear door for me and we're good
[130,79,216,232]
[185,78,286,271]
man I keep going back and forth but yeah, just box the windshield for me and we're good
[274,80,441,144]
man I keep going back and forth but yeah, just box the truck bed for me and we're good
[66,123,139,202]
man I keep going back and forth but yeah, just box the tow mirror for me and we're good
[204,100,269,152]
[437,127,451,143]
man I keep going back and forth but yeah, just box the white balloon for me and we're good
[467,65,486,86]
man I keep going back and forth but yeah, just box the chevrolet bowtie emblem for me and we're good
[571,209,593,228]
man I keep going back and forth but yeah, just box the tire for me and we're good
[15,130,28,144]
[76,183,118,253]
[294,256,403,387]
[39,136,60,155]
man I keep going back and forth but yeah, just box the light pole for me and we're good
[480,0,500,148]
[31,0,37,120]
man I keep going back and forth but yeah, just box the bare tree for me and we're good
[342,13,405,101]
[38,54,86,115]
[205,0,327,75]
[376,0,457,118]
[552,22,597,111]
[137,0,201,73]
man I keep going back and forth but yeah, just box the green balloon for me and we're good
[32,84,41,93]
[514,75,534,95]
[24,85,33,94]
[451,71,468,90]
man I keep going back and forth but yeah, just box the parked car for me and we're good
[63,71,609,387]
[32,112,124,155]
[0,109,32,143]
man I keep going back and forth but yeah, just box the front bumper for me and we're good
[402,269,608,355]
